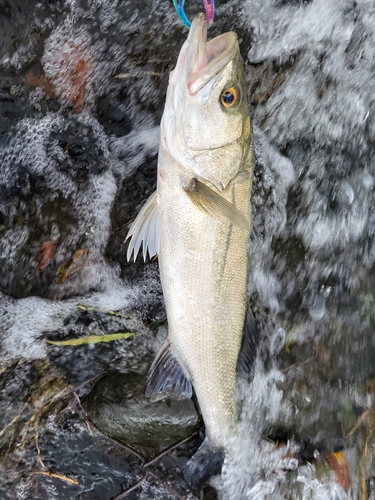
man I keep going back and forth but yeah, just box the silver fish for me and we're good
[127,12,254,483]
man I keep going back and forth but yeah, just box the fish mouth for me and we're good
[187,13,237,96]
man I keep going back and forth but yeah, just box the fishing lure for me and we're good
[173,0,214,29]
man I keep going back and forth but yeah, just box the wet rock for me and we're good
[83,370,201,457]
[202,484,219,500]
[97,93,133,137]
[0,113,117,300]
[2,0,375,497]
[44,304,164,385]
[0,358,66,452]
[0,91,34,135]
[0,0,63,75]
[47,119,107,183]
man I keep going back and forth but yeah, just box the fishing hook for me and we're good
[173,0,215,29]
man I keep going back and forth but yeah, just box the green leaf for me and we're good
[46,332,135,346]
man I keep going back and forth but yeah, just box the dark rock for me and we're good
[202,484,220,500]
[0,91,33,134]
[48,119,107,183]
[83,370,201,457]
[97,93,133,137]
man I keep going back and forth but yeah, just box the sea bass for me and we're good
[127,12,254,484]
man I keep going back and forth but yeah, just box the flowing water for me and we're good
[1,0,375,498]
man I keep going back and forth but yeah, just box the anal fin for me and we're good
[126,191,160,262]
[146,340,193,401]
[183,179,249,231]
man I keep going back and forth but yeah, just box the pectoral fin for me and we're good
[126,191,160,262]
[146,340,193,401]
[183,179,249,230]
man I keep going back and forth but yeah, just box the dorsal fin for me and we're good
[146,340,193,401]
[126,191,160,262]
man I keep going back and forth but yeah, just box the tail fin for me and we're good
[184,438,225,493]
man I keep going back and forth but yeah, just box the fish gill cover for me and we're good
[0,0,375,499]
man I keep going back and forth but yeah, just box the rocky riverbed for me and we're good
[1,0,375,499]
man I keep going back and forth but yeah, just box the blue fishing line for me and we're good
[173,0,192,29]
[173,0,215,29]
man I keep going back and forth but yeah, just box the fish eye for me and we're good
[220,86,240,109]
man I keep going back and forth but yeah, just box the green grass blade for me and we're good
[46,332,135,346]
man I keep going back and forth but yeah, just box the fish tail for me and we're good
[184,438,225,493]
